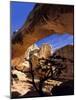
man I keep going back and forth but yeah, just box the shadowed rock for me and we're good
[51,80,74,96]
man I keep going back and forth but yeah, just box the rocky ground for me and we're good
[11,69,62,98]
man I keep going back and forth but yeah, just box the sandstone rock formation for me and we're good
[12,4,74,58]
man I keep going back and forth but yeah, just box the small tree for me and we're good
[27,52,68,96]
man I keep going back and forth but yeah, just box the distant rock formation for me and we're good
[38,44,53,59]
[12,43,52,71]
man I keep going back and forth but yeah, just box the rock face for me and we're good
[12,4,74,58]
[21,4,74,34]
[38,44,52,59]
[24,44,39,60]
[55,45,74,80]
[56,45,74,60]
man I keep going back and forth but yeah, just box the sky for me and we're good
[10,1,35,33]
[35,33,74,52]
